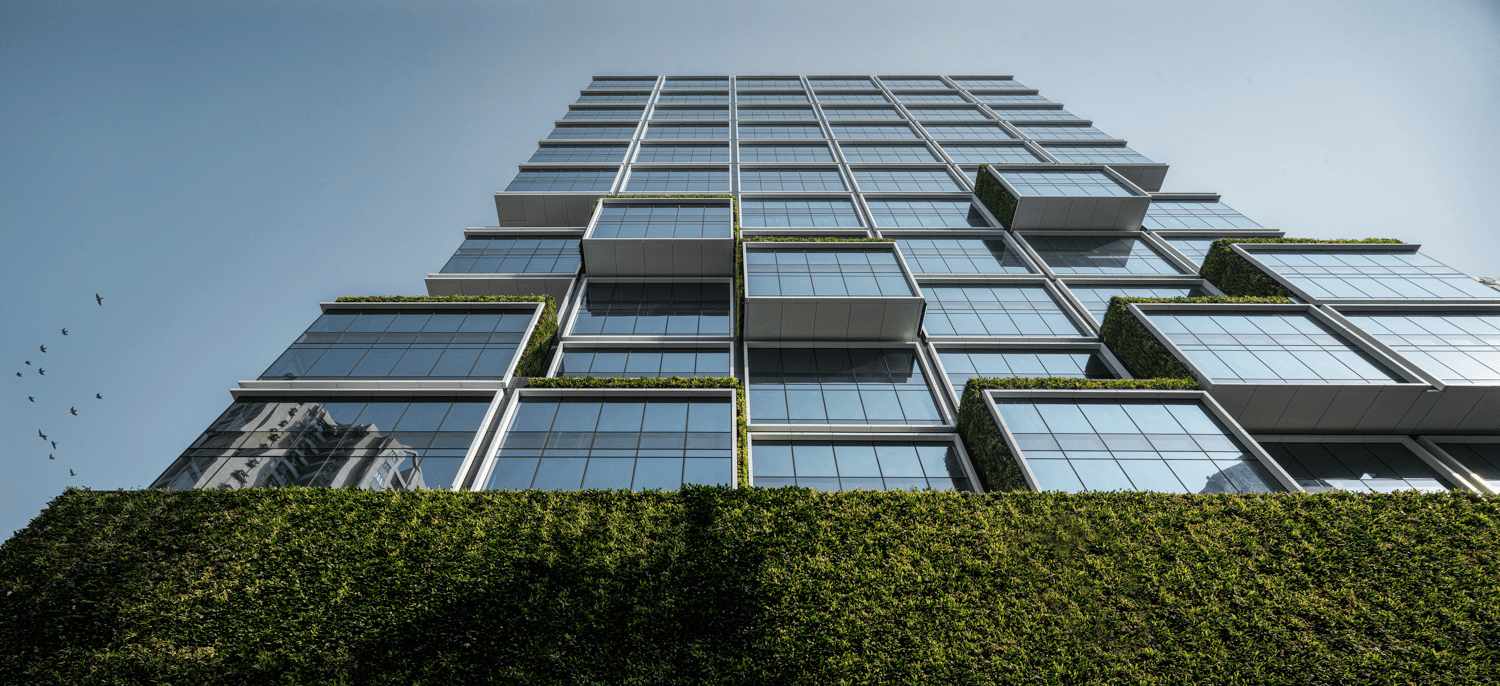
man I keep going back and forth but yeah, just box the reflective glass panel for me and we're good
[634,144,730,163]
[571,282,732,336]
[740,169,847,192]
[893,237,1034,274]
[955,78,1027,89]
[923,284,1085,337]
[815,92,889,104]
[1341,312,1500,383]
[644,124,729,139]
[563,108,644,120]
[664,78,729,89]
[838,144,939,163]
[852,168,963,192]
[880,78,949,89]
[752,441,972,491]
[1024,235,1185,274]
[976,93,1053,104]
[505,168,617,192]
[736,78,803,89]
[866,199,991,228]
[1043,145,1152,163]
[995,398,1281,493]
[261,310,535,380]
[487,395,734,491]
[737,107,816,120]
[923,124,1013,139]
[656,93,730,104]
[990,108,1079,121]
[1066,284,1208,323]
[998,170,1133,197]
[577,93,652,104]
[831,123,918,139]
[894,92,970,103]
[589,79,657,89]
[821,107,903,120]
[748,348,944,425]
[591,203,734,239]
[908,108,990,120]
[548,124,637,139]
[650,107,728,120]
[738,144,834,163]
[1429,442,1500,491]
[739,124,824,139]
[807,78,875,89]
[1252,250,1499,300]
[1150,311,1405,383]
[623,168,730,192]
[738,92,810,103]
[937,348,1114,392]
[439,235,581,274]
[1015,124,1114,140]
[1262,442,1454,492]
[741,199,863,228]
[940,144,1044,163]
[745,247,913,297]
[528,145,629,163]
[151,397,491,491]
[1144,201,1262,229]
[558,348,731,378]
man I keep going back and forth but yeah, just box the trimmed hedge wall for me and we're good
[526,376,748,486]
[336,295,558,377]
[1098,295,1291,380]
[4,487,1498,684]
[956,377,1199,493]
[973,164,1016,228]
[1199,238,1402,297]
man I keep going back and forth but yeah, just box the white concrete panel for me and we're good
[846,301,887,340]
[1273,388,1340,432]
[1234,387,1297,432]
[425,278,463,297]
[780,300,818,339]
[813,300,851,339]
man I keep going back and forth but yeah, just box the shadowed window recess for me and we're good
[1262,442,1457,493]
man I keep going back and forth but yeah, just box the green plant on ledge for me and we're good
[335,295,558,377]
[1097,295,1291,381]
[956,377,1199,493]
[1199,238,1401,297]
[525,376,749,486]
[973,163,1017,228]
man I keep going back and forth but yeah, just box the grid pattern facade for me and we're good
[163,74,1500,499]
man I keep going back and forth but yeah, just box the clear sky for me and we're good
[3,0,1498,536]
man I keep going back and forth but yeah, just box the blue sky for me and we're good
[3,0,1498,536]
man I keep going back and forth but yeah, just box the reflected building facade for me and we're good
[153,74,1500,496]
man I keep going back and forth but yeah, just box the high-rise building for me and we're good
[151,74,1500,496]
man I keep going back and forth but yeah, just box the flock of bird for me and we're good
[18,294,106,478]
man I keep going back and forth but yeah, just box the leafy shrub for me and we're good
[1199,238,1401,297]
[973,164,1017,228]
[956,377,1198,492]
[332,295,557,377]
[526,376,747,486]
[3,487,1497,684]
[1098,295,1290,380]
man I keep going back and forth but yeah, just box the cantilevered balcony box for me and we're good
[742,241,925,341]
[425,228,582,300]
[976,164,1151,230]
[581,197,737,277]
[1126,301,1438,434]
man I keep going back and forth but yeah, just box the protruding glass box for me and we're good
[742,241,925,341]
[978,165,1151,230]
[581,198,736,277]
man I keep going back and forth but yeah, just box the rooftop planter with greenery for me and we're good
[526,376,748,486]
[335,295,557,377]
[1199,238,1402,297]
[1098,295,1292,380]
[956,377,1200,493]
[973,163,1016,228]
[4,487,1496,684]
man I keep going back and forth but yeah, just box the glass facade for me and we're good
[528,145,628,163]
[866,199,990,228]
[1429,442,1500,490]
[741,199,862,228]
[570,283,732,336]
[936,349,1114,392]
[1262,442,1454,492]
[591,203,734,239]
[995,398,1281,493]
[1341,312,1500,383]
[557,348,731,378]
[748,348,944,425]
[838,144,939,163]
[741,169,847,192]
[745,248,913,297]
[623,168,730,192]
[752,441,971,491]
[924,284,1085,337]
[487,395,734,491]
[153,397,491,491]
[261,310,533,380]
[440,236,581,274]
[893,237,1033,274]
[1252,250,1500,300]
[506,168,617,192]
[1066,284,1209,323]
[1151,312,1405,384]
[635,144,730,163]
[997,170,1133,197]
[1042,144,1150,163]
[739,144,833,162]
[1143,200,1261,229]
[1024,235,1185,275]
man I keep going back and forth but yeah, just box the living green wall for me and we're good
[972,164,1016,228]
[335,295,558,377]
[1198,238,1402,297]
[955,377,1199,493]
[3,487,1497,684]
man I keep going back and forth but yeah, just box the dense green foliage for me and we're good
[973,164,1016,228]
[4,487,1498,684]
[1098,296,1289,380]
[526,376,748,486]
[956,377,1199,493]
[331,295,557,377]
[1198,238,1401,297]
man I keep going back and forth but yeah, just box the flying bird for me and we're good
[51,441,57,449]
[70,407,77,416]
[39,344,46,353]
[38,430,47,440]
[95,393,102,399]
[15,372,20,377]
[25,361,30,365]
[69,469,75,477]
[95,294,103,306]
[28,396,35,402]
[48,454,54,460]
[61,328,68,336]
[38,368,45,375]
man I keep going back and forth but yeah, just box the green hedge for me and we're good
[333,295,557,377]
[973,164,1016,228]
[956,377,1199,493]
[526,376,748,486]
[4,487,1498,684]
[1199,238,1401,297]
[1098,295,1290,380]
